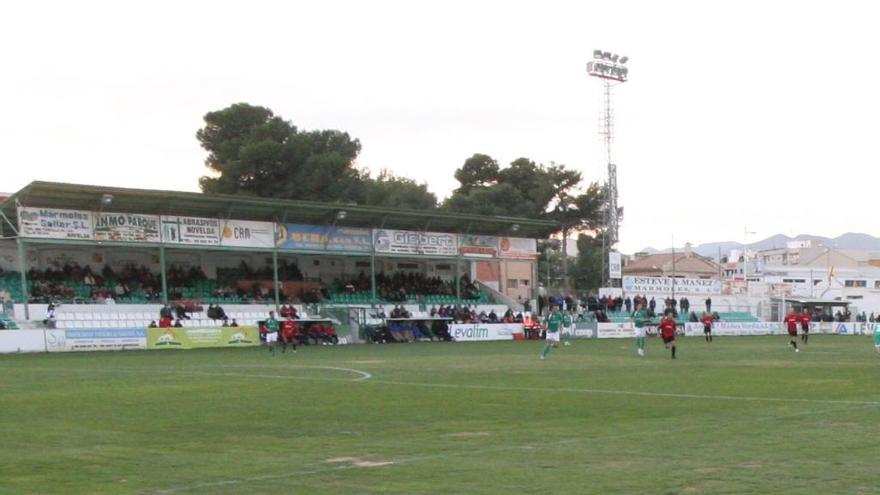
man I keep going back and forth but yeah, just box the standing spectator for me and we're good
[705,297,712,313]
[624,296,632,314]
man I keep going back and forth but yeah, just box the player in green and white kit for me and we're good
[632,302,650,356]
[873,324,880,353]
[265,311,280,355]
[562,310,574,347]
[541,305,563,360]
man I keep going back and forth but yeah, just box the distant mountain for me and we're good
[637,232,880,261]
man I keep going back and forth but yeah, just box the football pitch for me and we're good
[2,336,879,494]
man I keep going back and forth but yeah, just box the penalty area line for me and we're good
[362,379,880,407]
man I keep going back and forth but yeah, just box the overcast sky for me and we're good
[2,1,878,253]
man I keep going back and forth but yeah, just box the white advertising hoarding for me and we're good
[448,323,523,341]
[597,322,636,339]
[609,252,622,279]
[219,219,275,248]
[45,328,147,352]
[0,330,47,353]
[623,276,721,295]
[161,216,220,245]
[18,207,93,240]
[373,229,458,256]
[94,212,161,243]
[683,322,781,337]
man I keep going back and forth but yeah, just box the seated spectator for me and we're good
[432,320,452,341]
[175,304,189,320]
[318,323,339,345]
[214,304,226,320]
[280,304,294,318]
[148,320,158,328]
[230,318,239,327]
[488,310,498,323]
[160,304,173,320]
[221,318,230,327]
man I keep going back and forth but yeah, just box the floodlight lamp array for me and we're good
[588,49,629,82]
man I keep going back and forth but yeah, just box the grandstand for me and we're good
[0,181,554,334]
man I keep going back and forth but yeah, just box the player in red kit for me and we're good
[800,308,811,344]
[657,313,678,359]
[701,312,714,343]
[280,318,299,353]
[784,310,800,352]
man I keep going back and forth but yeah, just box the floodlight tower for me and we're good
[587,50,629,287]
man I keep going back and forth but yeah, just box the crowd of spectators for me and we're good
[336,272,482,303]
[27,263,164,303]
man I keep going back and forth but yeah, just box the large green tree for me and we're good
[197,103,436,209]
[445,154,605,289]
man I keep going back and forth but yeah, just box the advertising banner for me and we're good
[609,252,622,279]
[569,322,597,338]
[94,212,161,243]
[448,323,523,342]
[161,216,220,245]
[275,224,373,252]
[683,322,781,337]
[623,276,721,295]
[18,207,93,240]
[45,328,147,352]
[499,237,538,259]
[597,322,636,339]
[219,219,275,248]
[458,234,499,258]
[373,229,458,256]
[147,327,259,349]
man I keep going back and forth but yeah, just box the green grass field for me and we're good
[2,335,879,494]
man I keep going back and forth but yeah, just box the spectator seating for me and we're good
[0,313,18,329]
[717,312,759,322]
[0,274,25,303]
[328,290,489,306]
[50,304,300,329]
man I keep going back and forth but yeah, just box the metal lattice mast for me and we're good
[588,50,628,286]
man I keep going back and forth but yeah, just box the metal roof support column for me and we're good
[17,237,29,320]
[159,246,168,306]
[273,250,280,314]
[370,252,377,304]
[455,255,461,303]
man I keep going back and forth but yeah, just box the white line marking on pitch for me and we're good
[361,379,880,406]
